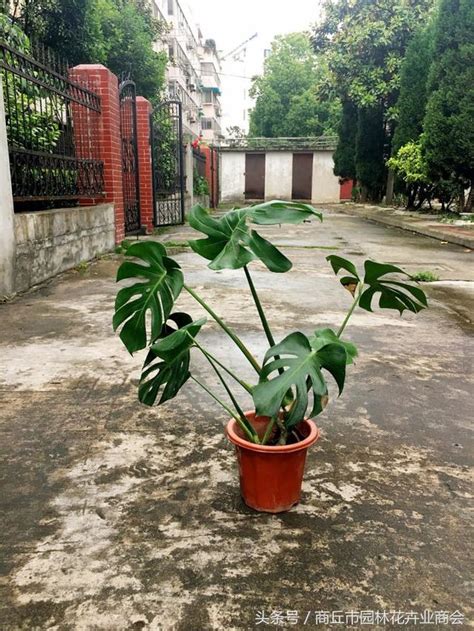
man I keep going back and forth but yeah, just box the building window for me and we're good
[168,0,174,15]
[201,118,213,130]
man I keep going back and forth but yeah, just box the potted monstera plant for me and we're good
[113,201,427,513]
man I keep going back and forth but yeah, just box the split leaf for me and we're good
[113,241,183,354]
[253,332,347,428]
[139,313,206,406]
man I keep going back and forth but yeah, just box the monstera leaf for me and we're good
[188,205,291,272]
[113,242,183,354]
[188,201,323,272]
[360,261,428,314]
[253,332,347,428]
[139,313,206,406]
[310,328,358,365]
[326,255,428,314]
[247,200,323,225]
[326,254,361,289]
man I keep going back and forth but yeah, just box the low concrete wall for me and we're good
[14,203,115,292]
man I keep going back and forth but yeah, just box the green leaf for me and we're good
[310,328,358,365]
[253,332,347,428]
[326,254,361,285]
[139,314,206,406]
[113,241,183,354]
[188,205,291,272]
[247,200,323,224]
[360,260,428,314]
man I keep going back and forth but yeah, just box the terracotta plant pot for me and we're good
[226,412,320,513]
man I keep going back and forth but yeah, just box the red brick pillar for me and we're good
[70,64,125,243]
[136,97,154,233]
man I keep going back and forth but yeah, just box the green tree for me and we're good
[90,0,167,102]
[313,0,434,200]
[8,0,168,103]
[355,106,386,202]
[333,99,358,181]
[10,0,98,63]
[423,0,474,211]
[392,23,435,154]
[249,32,340,137]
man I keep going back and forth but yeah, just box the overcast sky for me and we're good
[185,0,322,66]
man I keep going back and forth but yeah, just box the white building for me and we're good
[151,0,223,142]
[199,39,223,143]
[219,138,346,204]
[219,33,262,135]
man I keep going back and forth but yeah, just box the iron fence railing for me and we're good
[193,147,206,178]
[0,35,104,206]
[220,136,338,151]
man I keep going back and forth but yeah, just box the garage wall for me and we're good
[265,152,292,200]
[220,149,341,204]
[220,152,245,203]
[312,151,340,203]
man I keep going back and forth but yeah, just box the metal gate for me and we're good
[151,100,185,226]
[119,80,141,234]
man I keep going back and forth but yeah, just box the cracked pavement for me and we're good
[0,208,473,630]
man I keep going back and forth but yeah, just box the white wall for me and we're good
[220,150,341,204]
[0,80,16,297]
[220,152,245,203]
[265,152,292,200]
[312,151,340,203]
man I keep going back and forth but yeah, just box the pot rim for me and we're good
[226,416,320,454]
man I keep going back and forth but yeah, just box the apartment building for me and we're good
[199,39,223,142]
[151,0,223,143]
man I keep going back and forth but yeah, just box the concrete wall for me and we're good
[265,152,292,200]
[14,203,115,293]
[220,152,245,203]
[0,80,16,298]
[312,151,341,203]
[220,150,341,204]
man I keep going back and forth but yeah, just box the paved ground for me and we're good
[0,208,473,630]
[329,203,474,249]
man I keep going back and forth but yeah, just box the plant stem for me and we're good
[191,337,253,394]
[202,353,259,443]
[184,284,261,374]
[191,375,257,443]
[261,416,277,445]
[243,265,276,348]
[337,284,363,338]
[275,415,288,445]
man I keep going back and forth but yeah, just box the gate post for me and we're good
[0,78,16,296]
[136,97,154,234]
[71,65,125,243]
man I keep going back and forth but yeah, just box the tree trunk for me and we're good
[385,169,395,206]
[465,184,473,212]
[360,186,368,203]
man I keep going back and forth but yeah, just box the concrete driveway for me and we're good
[0,208,472,630]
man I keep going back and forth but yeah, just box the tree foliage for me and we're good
[312,0,434,111]
[249,32,340,137]
[313,0,435,201]
[8,0,167,102]
[423,0,474,209]
[333,99,358,181]
[355,106,386,201]
[392,23,434,154]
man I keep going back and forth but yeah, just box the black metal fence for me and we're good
[0,35,104,208]
[193,147,206,178]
